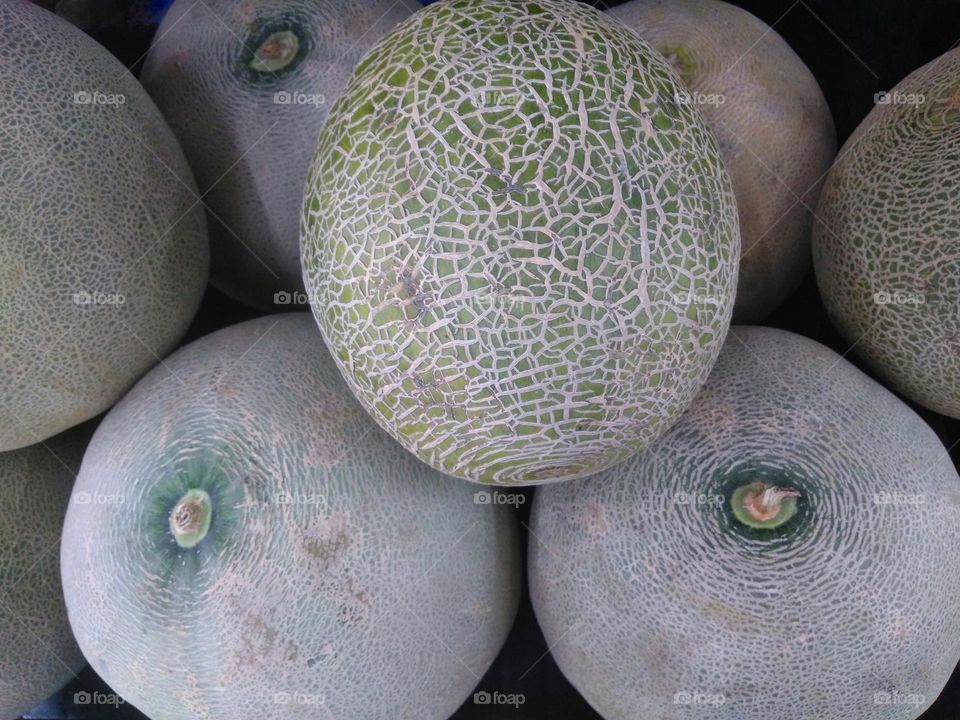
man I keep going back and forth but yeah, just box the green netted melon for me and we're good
[0,427,88,720]
[0,1,208,452]
[61,314,521,720]
[609,0,835,322]
[301,0,740,486]
[813,48,960,418]
[530,326,960,720]
[141,0,413,309]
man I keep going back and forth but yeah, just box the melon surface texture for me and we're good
[610,0,835,322]
[142,0,414,309]
[530,326,960,720]
[61,314,521,720]
[814,47,960,418]
[302,0,740,486]
[0,428,88,720]
[0,1,208,451]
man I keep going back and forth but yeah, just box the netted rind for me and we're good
[301,0,739,485]
[61,314,521,720]
[0,2,209,451]
[530,326,960,720]
[813,47,960,418]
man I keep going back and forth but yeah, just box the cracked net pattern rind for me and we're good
[301,0,739,486]
[530,326,960,720]
[814,48,960,418]
[0,1,209,451]
[61,314,521,720]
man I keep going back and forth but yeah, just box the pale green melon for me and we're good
[141,0,414,309]
[301,0,740,486]
[814,48,960,418]
[61,314,521,720]
[0,427,88,720]
[609,0,835,322]
[530,326,960,720]
[0,1,209,451]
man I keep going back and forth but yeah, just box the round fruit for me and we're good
[0,1,208,452]
[530,326,960,720]
[814,48,960,418]
[61,314,521,720]
[301,0,740,486]
[141,0,414,309]
[610,0,835,322]
[0,427,88,720]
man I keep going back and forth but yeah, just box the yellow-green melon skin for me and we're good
[0,1,209,451]
[301,0,740,486]
[141,0,414,310]
[61,314,521,720]
[530,326,960,720]
[813,49,960,418]
[609,0,836,322]
[0,428,88,720]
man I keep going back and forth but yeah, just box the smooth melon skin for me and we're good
[609,0,836,323]
[530,326,960,720]
[813,48,960,418]
[0,1,209,452]
[61,314,521,720]
[141,0,414,310]
[302,0,740,486]
[0,427,89,720]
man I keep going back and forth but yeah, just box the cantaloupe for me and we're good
[609,0,835,322]
[141,0,414,309]
[814,48,960,418]
[0,427,88,720]
[530,326,960,720]
[301,0,740,486]
[61,314,521,720]
[0,1,208,452]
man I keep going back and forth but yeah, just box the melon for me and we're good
[141,0,414,309]
[813,48,960,418]
[530,326,960,720]
[0,427,88,720]
[61,313,521,720]
[301,0,740,486]
[0,1,208,452]
[609,0,835,322]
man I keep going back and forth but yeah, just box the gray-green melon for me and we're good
[530,326,960,720]
[0,427,89,720]
[609,0,835,322]
[814,48,960,418]
[61,314,521,720]
[301,0,740,486]
[141,0,415,309]
[0,1,208,452]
